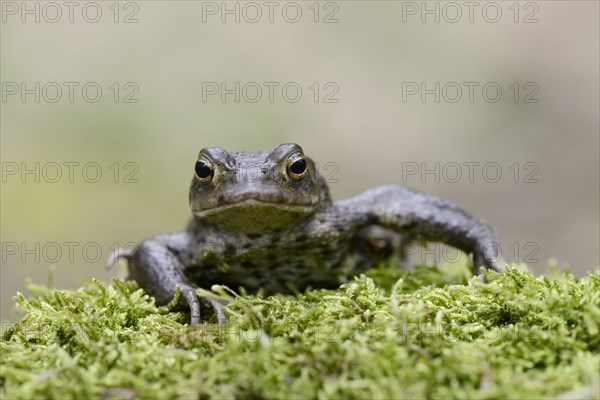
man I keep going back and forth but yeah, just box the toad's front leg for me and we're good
[108,232,226,325]
[332,185,503,274]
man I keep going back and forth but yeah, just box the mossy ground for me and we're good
[1,261,599,399]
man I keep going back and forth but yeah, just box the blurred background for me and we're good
[1,1,598,321]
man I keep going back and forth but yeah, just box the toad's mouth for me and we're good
[193,199,316,233]
[194,199,315,218]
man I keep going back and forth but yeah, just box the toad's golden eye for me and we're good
[287,155,307,180]
[194,160,213,183]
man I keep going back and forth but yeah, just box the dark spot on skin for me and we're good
[166,244,179,254]
[218,195,225,203]
[243,243,252,249]
[241,261,256,269]
[225,244,236,255]
[334,224,345,232]
[296,234,308,242]
[403,221,417,231]
[247,233,261,239]
[366,213,379,225]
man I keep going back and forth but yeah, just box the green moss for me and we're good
[2,262,599,399]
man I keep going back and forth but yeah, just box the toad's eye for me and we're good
[287,156,307,180]
[194,160,213,183]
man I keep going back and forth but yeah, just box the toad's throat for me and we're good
[195,199,315,233]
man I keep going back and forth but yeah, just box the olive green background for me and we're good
[1,1,598,321]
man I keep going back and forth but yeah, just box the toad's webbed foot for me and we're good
[333,185,503,274]
[108,232,226,325]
